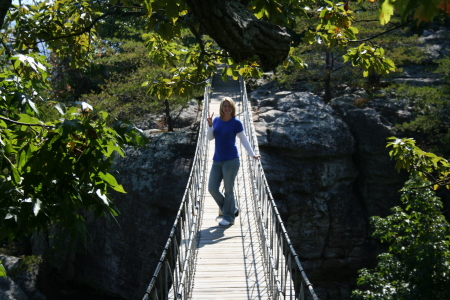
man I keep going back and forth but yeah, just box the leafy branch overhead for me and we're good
[387,137,450,190]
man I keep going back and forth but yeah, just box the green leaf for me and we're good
[60,119,84,137]
[0,262,6,278]
[4,144,17,154]
[380,0,395,25]
[166,0,179,22]
[17,114,41,125]
[27,99,38,115]
[54,103,65,115]
[98,172,126,193]
[255,8,267,19]
[33,199,42,216]
[96,189,109,205]
[9,163,21,184]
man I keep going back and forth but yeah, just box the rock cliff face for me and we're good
[75,128,198,299]
[249,85,409,299]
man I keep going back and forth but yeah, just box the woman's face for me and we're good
[222,101,233,116]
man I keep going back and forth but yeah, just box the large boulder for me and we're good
[0,255,45,300]
[0,276,28,300]
[249,85,408,299]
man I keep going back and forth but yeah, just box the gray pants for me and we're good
[208,158,240,222]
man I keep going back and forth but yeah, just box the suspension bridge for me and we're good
[142,74,318,300]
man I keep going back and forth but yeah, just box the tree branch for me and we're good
[26,7,145,46]
[349,20,412,43]
[1,38,11,57]
[185,0,291,71]
[28,11,116,45]
[354,19,380,23]
[410,178,450,190]
[0,115,52,128]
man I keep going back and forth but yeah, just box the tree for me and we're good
[352,138,450,299]
[0,1,146,244]
[352,175,450,300]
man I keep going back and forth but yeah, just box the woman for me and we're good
[207,97,260,226]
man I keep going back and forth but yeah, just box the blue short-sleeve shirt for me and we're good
[212,116,244,161]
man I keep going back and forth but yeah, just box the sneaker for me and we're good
[219,219,234,226]
[234,209,239,217]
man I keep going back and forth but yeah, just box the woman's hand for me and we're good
[207,112,214,127]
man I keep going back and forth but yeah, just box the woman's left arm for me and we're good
[237,131,260,159]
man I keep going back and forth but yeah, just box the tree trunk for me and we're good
[185,0,291,71]
[0,0,12,29]
[366,70,380,95]
[164,99,173,132]
[324,51,332,104]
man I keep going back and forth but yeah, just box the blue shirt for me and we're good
[212,116,244,161]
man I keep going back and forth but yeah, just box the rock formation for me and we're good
[249,84,409,299]
[69,128,197,299]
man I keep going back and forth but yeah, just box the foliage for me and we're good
[386,137,450,190]
[1,2,147,244]
[352,174,450,300]
[7,1,102,69]
[304,1,359,49]
[435,54,450,80]
[276,0,447,100]
[353,138,450,299]
[0,261,5,278]
[387,83,450,155]
[277,1,407,97]
[80,35,159,122]
[303,0,398,79]
[378,33,428,67]
[344,43,395,77]
[1,104,146,243]
[384,49,450,156]
[375,0,448,25]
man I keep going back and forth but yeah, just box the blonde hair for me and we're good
[219,97,237,119]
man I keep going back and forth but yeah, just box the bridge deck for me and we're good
[189,75,271,299]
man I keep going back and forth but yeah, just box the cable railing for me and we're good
[239,77,319,300]
[143,75,318,300]
[142,81,210,300]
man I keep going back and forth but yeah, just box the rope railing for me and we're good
[142,81,210,300]
[239,77,319,300]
